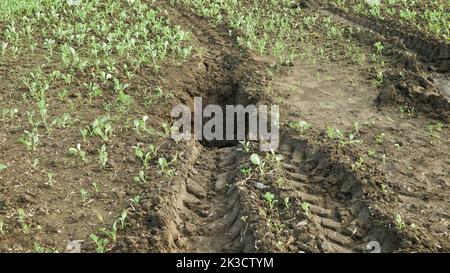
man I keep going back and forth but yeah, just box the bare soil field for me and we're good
[0,0,448,253]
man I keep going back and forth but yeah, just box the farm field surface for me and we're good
[0,0,449,254]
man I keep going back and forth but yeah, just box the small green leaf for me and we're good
[68,147,78,155]
[0,163,8,171]
[263,192,274,203]
[250,154,261,165]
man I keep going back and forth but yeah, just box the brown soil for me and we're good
[0,1,448,253]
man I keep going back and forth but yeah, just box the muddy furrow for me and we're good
[176,147,254,252]
[276,135,400,253]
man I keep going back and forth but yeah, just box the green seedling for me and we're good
[288,120,311,134]
[133,115,151,135]
[301,202,310,216]
[92,182,100,195]
[17,208,31,233]
[275,177,284,188]
[283,197,290,209]
[98,144,108,168]
[326,127,344,140]
[266,150,283,166]
[130,196,141,210]
[117,210,128,229]
[427,122,444,143]
[395,214,406,231]
[100,223,117,242]
[80,188,89,203]
[0,220,5,235]
[240,167,252,178]
[68,144,87,162]
[80,128,89,142]
[238,140,251,152]
[18,129,40,150]
[374,41,384,55]
[250,154,266,176]
[134,144,158,168]
[161,122,176,137]
[57,89,69,102]
[0,163,7,171]
[263,192,277,210]
[372,71,384,87]
[85,117,113,141]
[51,113,72,129]
[90,234,109,253]
[158,154,177,177]
[46,172,55,186]
[1,108,18,121]
[34,242,55,253]
[399,106,415,118]
[133,170,147,184]
[31,159,39,170]
[351,157,365,171]
[353,121,360,134]
[375,133,385,144]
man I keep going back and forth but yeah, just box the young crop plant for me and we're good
[374,41,384,55]
[133,170,147,184]
[399,106,416,119]
[263,192,277,211]
[117,210,128,229]
[130,196,141,210]
[161,122,177,137]
[266,150,283,167]
[90,234,109,253]
[351,157,365,171]
[18,129,40,151]
[427,122,444,144]
[375,133,385,144]
[134,144,158,168]
[68,144,87,162]
[326,127,344,140]
[395,214,407,231]
[250,154,266,176]
[17,208,31,234]
[92,182,100,195]
[288,120,311,134]
[301,202,310,216]
[34,242,56,253]
[238,140,251,153]
[51,113,72,129]
[133,115,150,135]
[98,144,108,168]
[85,117,113,141]
[100,223,118,243]
[0,219,5,235]
[45,172,55,186]
[240,167,253,178]
[84,82,103,103]
[1,108,18,121]
[372,71,384,87]
[283,197,290,209]
[157,156,177,178]
[80,188,90,203]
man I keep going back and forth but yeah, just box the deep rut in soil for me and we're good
[276,135,400,253]
[176,147,254,253]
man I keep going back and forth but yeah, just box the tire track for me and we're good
[177,147,254,253]
[274,135,400,253]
